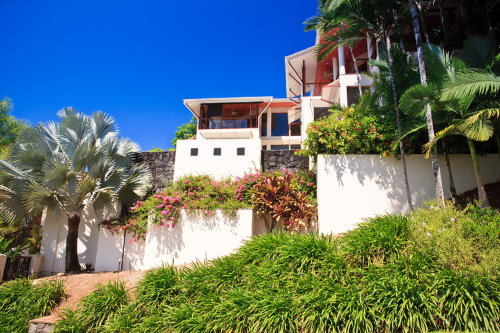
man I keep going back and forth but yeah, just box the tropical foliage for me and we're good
[0,278,66,333]
[0,97,27,159]
[54,202,500,332]
[172,116,197,148]
[0,108,152,272]
[102,170,317,241]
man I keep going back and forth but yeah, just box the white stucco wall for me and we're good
[174,139,261,180]
[143,209,253,269]
[317,154,500,235]
[94,229,145,272]
[39,203,118,275]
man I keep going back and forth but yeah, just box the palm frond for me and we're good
[463,35,493,69]
[440,70,500,101]
[456,109,499,141]
[117,163,152,205]
[90,111,118,144]
[399,83,435,119]
[422,125,461,158]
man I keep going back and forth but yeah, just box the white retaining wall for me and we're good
[143,209,253,269]
[39,204,117,275]
[317,154,500,235]
[94,229,145,272]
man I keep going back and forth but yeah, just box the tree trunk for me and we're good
[65,214,82,272]
[410,0,446,207]
[467,139,490,208]
[384,34,413,211]
[341,22,363,96]
[437,0,448,38]
[442,138,458,199]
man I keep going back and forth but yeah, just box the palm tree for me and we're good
[0,108,152,272]
[408,0,446,206]
[401,45,500,207]
[307,0,415,210]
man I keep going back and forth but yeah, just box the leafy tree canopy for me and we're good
[0,97,28,159]
[172,116,197,148]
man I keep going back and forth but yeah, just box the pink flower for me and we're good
[300,180,304,183]
[307,182,313,186]
[122,226,126,230]
[133,237,137,242]
[161,211,167,216]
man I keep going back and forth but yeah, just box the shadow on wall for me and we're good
[323,154,408,212]
[144,210,253,268]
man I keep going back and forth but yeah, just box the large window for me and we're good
[199,103,261,130]
[271,113,289,136]
[261,113,267,136]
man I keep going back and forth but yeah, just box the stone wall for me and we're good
[135,151,176,192]
[261,150,309,172]
[29,320,53,333]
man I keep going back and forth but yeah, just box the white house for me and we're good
[175,33,377,179]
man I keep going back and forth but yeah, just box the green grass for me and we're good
[53,201,500,332]
[0,278,66,333]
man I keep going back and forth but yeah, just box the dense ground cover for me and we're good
[52,201,500,333]
[0,279,66,332]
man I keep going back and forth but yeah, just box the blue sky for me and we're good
[1,0,318,150]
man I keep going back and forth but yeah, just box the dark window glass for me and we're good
[214,148,221,156]
[291,145,301,149]
[191,148,198,156]
[314,108,330,120]
[261,113,267,136]
[290,123,301,136]
[347,87,361,105]
[237,148,245,156]
[207,104,222,118]
[262,146,267,150]
[271,113,289,136]
[270,145,289,150]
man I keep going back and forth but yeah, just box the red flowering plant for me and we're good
[298,103,421,164]
[100,170,317,240]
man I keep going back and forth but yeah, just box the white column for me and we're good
[266,108,272,137]
[338,46,346,75]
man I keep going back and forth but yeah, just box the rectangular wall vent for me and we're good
[214,148,221,156]
[237,148,245,156]
[191,148,198,156]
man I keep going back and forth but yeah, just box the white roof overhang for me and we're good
[284,46,317,100]
[184,96,273,118]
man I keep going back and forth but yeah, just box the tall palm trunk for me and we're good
[409,0,445,206]
[65,213,82,272]
[340,22,363,95]
[384,34,413,211]
[467,139,490,208]
[437,0,448,38]
[496,132,500,162]
[442,138,458,199]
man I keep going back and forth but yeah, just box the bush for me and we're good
[67,202,500,332]
[0,278,66,333]
[55,280,129,333]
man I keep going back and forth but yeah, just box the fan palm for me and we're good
[0,108,152,272]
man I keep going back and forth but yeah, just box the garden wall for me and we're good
[135,151,176,192]
[261,150,309,172]
[143,209,253,269]
[317,154,500,235]
[39,204,105,276]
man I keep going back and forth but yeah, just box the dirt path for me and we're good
[33,270,147,324]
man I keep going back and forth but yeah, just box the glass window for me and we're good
[271,113,289,136]
[290,124,301,136]
[314,108,330,120]
[261,113,267,136]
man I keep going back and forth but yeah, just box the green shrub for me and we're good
[55,280,129,333]
[0,278,66,333]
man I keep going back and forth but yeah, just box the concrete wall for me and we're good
[317,154,500,235]
[94,229,145,272]
[143,209,253,268]
[174,139,261,180]
[39,203,114,275]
